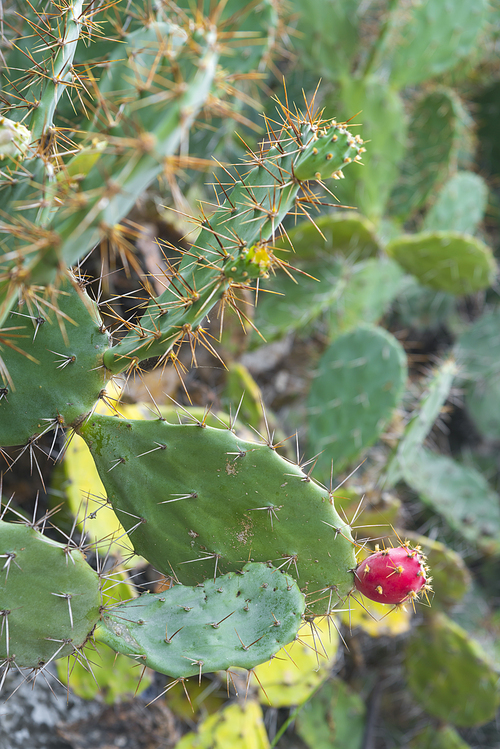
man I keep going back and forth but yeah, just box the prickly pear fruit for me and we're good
[354,545,429,605]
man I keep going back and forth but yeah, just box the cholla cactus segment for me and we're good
[103,108,364,374]
[0,117,31,162]
[77,413,357,614]
[0,519,101,670]
[98,562,305,678]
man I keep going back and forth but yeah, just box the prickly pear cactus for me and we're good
[405,613,500,727]
[386,231,497,295]
[0,520,101,668]
[307,325,407,476]
[77,413,356,614]
[98,563,305,677]
[0,280,111,446]
[423,171,489,234]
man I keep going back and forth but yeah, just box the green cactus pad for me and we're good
[103,115,363,374]
[379,0,489,87]
[327,76,406,220]
[288,0,359,81]
[410,725,472,749]
[273,212,379,262]
[455,309,500,439]
[386,231,497,295]
[77,414,357,614]
[0,520,101,668]
[400,448,500,556]
[423,172,489,234]
[296,677,366,749]
[98,563,304,677]
[390,89,466,219]
[307,325,407,476]
[384,358,457,487]
[405,613,500,727]
[391,277,456,333]
[0,280,110,446]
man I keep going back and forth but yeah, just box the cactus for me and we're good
[410,725,472,749]
[399,448,500,556]
[98,562,305,678]
[405,613,500,727]
[455,309,500,440]
[295,678,366,749]
[0,519,101,669]
[383,358,457,487]
[325,76,407,221]
[0,279,110,446]
[77,413,357,614]
[307,325,407,477]
[0,516,305,681]
[422,171,489,234]
[386,231,497,295]
[390,88,469,220]
[377,0,489,87]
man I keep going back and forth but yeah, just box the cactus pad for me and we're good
[386,231,497,295]
[406,613,500,727]
[423,171,488,234]
[0,520,101,668]
[307,325,407,476]
[77,414,357,614]
[98,563,304,677]
[0,280,110,446]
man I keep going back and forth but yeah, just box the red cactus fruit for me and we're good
[354,544,430,605]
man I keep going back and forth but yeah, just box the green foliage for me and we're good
[98,563,305,678]
[406,613,500,727]
[307,325,407,476]
[295,678,366,749]
[327,76,407,220]
[378,0,490,87]
[386,231,497,295]
[390,89,470,219]
[410,725,472,749]
[401,448,500,556]
[423,172,489,234]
